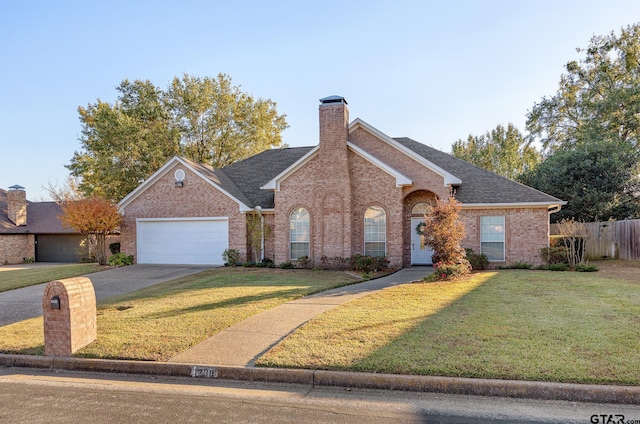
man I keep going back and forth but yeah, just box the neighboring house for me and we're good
[117,96,565,267]
[0,186,89,264]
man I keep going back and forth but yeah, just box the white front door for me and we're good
[411,217,434,265]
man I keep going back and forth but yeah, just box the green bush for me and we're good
[222,248,241,266]
[280,262,295,269]
[540,246,569,265]
[297,256,313,269]
[108,253,134,266]
[349,254,389,274]
[465,248,489,270]
[548,263,569,271]
[432,261,471,281]
[320,255,349,270]
[498,262,533,270]
[575,264,599,272]
[242,261,256,267]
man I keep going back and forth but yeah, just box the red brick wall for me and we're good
[273,102,355,265]
[120,163,247,262]
[0,234,35,265]
[43,277,97,356]
[349,126,451,201]
[460,207,550,265]
[349,151,404,267]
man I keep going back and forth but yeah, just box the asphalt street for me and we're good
[3,368,640,423]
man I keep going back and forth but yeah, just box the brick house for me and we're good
[0,186,90,264]
[117,96,564,267]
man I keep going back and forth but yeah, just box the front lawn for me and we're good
[0,264,103,293]
[0,267,359,360]
[257,266,640,385]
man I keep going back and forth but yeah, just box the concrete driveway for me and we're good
[0,264,213,327]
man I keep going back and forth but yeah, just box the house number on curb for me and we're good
[191,366,217,378]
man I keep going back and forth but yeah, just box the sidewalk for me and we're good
[169,267,432,367]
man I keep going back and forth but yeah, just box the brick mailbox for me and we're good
[42,277,97,356]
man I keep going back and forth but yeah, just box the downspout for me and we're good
[255,206,264,262]
[547,205,562,247]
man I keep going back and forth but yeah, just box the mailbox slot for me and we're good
[50,295,61,310]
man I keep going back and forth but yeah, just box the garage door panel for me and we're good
[137,219,228,265]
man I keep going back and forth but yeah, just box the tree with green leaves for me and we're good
[451,123,541,180]
[522,24,640,222]
[526,24,640,152]
[519,140,640,222]
[165,73,289,167]
[68,74,288,202]
[68,79,180,202]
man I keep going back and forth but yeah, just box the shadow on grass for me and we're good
[142,287,317,319]
[336,270,640,384]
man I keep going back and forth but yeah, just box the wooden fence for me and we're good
[550,219,640,260]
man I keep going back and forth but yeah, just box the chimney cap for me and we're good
[319,95,347,105]
[8,185,25,191]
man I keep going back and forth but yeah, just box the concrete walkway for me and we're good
[0,264,213,327]
[169,266,433,367]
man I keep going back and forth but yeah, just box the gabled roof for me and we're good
[393,137,565,206]
[117,119,564,212]
[0,189,78,234]
[349,118,462,186]
[117,156,256,213]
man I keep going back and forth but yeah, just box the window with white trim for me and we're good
[480,215,505,261]
[364,206,386,257]
[289,208,310,260]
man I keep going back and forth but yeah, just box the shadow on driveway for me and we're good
[0,264,214,327]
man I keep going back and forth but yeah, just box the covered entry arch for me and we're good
[403,190,438,266]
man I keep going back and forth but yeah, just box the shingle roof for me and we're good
[210,138,561,208]
[392,137,563,205]
[0,189,78,234]
[218,147,314,208]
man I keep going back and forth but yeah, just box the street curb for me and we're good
[1,354,638,404]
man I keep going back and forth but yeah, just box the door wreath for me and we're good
[415,221,427,236]
[415,221,428,250]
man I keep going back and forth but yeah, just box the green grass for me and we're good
[257,270,640,385]
[0,264,103,292]
[0,267,359,360]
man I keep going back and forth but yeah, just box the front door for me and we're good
[411,217,434,265]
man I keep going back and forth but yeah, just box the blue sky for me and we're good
[2,1,639,200]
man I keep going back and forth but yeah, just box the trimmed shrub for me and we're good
[575,264,599,272]
[465,248,489,270]
[498,262,533,270]
[348,254,389,274]
[548,263,569,271]
[280,262,295,269]
[108,253,134,266]
[432,261,471,281]
[297,256,313,269]
[540,246,569,265]
[222,248,241,266]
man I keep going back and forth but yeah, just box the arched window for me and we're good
[364,206,386,257]
[411,202,433,216]
[289,208,310,260]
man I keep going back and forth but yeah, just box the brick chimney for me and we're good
[319,95,349,155]
[7,185,27,226]
[317,96,352,258]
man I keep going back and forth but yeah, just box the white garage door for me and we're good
[137,218,229,265]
